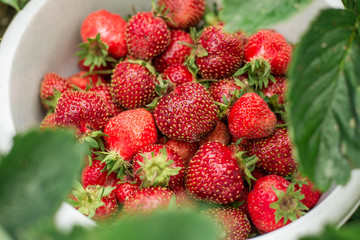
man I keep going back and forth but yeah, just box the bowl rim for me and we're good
[0,0,359,239]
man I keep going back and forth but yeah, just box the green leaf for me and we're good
[300,222,360,240]
[288,9,360,191]
[220,0,313,34]
[0,0,20,11]
[342,0,360,14]
[0,129,87,237]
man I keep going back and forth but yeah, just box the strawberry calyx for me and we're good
[234,58,276,91]
[269,183,309,224]
[94,150,133,180]
[75,33,116,73]
[233,150,258,187]
[43,88,62,113]
[78,130,108,158]
[67,181,116,219]
[136,147,181,188]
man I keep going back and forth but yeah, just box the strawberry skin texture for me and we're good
[81,160,117,188]
[123,187,173,215]
[67,71,106,91]
[294,179,322,210]
[110,61,157,109]
[157,0,205,29]
[165,139,199,164]
[185,142,244,204]
[115,182,139,205]
[247,174,291,233]
[81,9,127,58]
[228,92,276,140]
[40,72,71,109]
[247,127,298,176]
[262,76,288,105]
[39,113,56,130]
[154,82,219,142]
[55,91,109,133]
[125,12,171,61]
[89,84,124,118]
[203,207,251,240]
[92,188,119,221]
[153,29,193,73]
[103,108,158,161]
[244,29,292,75]
[162,64,195,87]
[196,25,244,79]
[198,120,231,146]
[208,77,242,105]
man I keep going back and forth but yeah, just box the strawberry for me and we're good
[262,76,288,105]
[99,108,158,178]
[237,29,292,90]
[89,84,124,118]
[246,127,298,176]
[54,90,109,134]
[39,72,71,110]
[132,144,185,190]
[157,0,206,30]
[123,186,173,215]
[185,142,244,204]
[81,160,118,188]
[208,77,243,106]
[232,187,250,220]
[198,120,231,146]
[162,64,195,87]
[153,29,193,72]
[80,9,127,58]
[195,25,244,79]
[67,71,106,91]
[39,113,56,130]
[164,139,199,164]
[125,12,171,61]
[110,60,157,109]
[292,174,322,210]
[202,207,251,240]
[154,82,218,142]
[228,92,277,140]
[247,175,307,233]
[114,182,139,205]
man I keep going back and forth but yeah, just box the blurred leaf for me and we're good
[0,225,12,240]
[301,222,360,240]
[0,129,87,238]
[288,8,360,191]
[342,0,360,14]
[220,0,313,34]
[0,0,20,11]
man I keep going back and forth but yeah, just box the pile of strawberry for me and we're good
[38,0,322,239]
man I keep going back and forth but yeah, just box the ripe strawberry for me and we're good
[153,29,193,72]
[39,72,71,110]
[67,71,106,91]
[228,92,276,140]
[125,12,171,61]
[195,25,244,79]
[100,108,158,178]
[132,144,185,190]
[89,84,124,118]
[110,60,157,109]
[185,142,244,204]
[162,64,195,87]
[165,139,199,164]
[262,76,288,105]
[247,175,307,233]
[123,186,173,215]
[157,0,206,29]
[202,207,251,240]
[292,174,322,210]
[80,9,127,58]
[39,113,56,130]
[198,120,231,146]
[246,127,298,176]
[54,90,109,134]
[81,160,118,188]
[114,182,139,205]
[154,82,218,142]
[232,187,250,220]
[208,77,243,105]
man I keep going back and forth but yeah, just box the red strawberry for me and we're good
[39,72,71,110]
[110,60,157,109]
[198,120,231,146]
[154,82,218,142]
[80,9,127,58]
[114,182,139,205]
[81,160,118,188]
[247,175,307,233]
[67,71,106,91]
[123,186,173,215]
[246,127,298,176]
[162,64,195,87]
[292,174,322,210]
[208,77,243,105]
[262,76,288,105]
[54,91,109,134]
[232,187,250,220]
[165,139,199,164]
[100,108,158,178]
[39,113,56,130]
[202,207,251,240]
[157,0,205,30]
[132,144,185,190]
[89,84,124,118]
[153,29,193,72]
[228,92,276,140]
[195,25,244,79]
[185,142,244,204]
[125,12,171,61]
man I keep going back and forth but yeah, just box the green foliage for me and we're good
[0,0,29,11]
[300,222,360,240]
[287,7,360,191]
[220,0,313,34]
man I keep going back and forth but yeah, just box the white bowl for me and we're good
[0,0,359,239]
